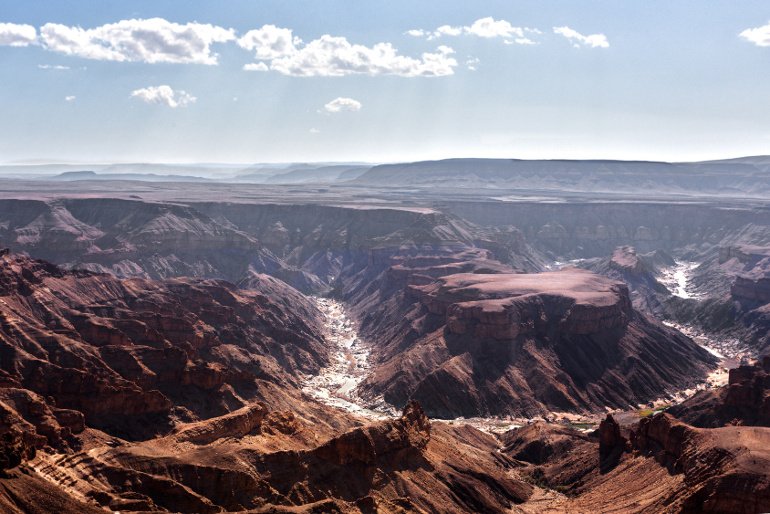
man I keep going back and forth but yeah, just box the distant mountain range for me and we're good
[349,157,770,196]
[1,156,769,196]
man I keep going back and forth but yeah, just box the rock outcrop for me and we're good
[355,262,717,418]
[598,414,628,472]
[726,245,770,305]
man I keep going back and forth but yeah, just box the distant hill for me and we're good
[50,170,213,182]
[234,164,372,184]
[262,165,370,184]
[351,158,770,196]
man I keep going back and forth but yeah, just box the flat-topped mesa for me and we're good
[413,269,632,340]
[609,245,645,274]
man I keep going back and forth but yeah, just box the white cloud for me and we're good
[323,97,362,113]
[740,22,770,47]
[64,95,76,102]
[465,17,524,39]
[39,18,235,64]
[435,25,463,37]
[267,35,456,77]
[38,64,70,70]
[465,57,480,71]
[237,24,299,59]
[309,127,320,134]
[409,17,540,44]
[553,26,609,48]
[243,62,269,71]
[0,22,36,46]
[130,85,196,108]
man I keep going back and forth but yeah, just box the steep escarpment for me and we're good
[0,199,491,293]
[353,256,716,417]
[0,251,327,439]
[0,198,277,282]
[193,201,486,288]
[446,200,770,258]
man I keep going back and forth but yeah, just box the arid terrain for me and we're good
[0,167,769,513]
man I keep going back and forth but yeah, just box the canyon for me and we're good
[0,175,768,513]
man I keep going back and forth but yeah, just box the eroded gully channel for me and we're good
[302,263,748,432]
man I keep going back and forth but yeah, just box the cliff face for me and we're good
[420,270,633,340]
[0,251,326,439]
[446,200,770,258]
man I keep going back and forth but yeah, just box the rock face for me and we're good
[354,261,717,418]
[726,245,770,304]
[423,270,633,338]
[668,355,770,428]
[0,251,327,439]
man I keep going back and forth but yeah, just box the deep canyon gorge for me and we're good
[0,174,768,513]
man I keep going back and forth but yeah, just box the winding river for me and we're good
[301,298,393,420]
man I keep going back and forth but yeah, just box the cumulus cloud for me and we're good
[243,62,269,71]
[130,85,196,108]
[405,29,426,37]
[465,57,480,71]
[263,35,456,77]
[237,24,299,60]
[434,25,463,37]
[740,22,770,46]
[466,17,525,39]
[407,17,540,44]
[0,22,36,46]
[239,24,457,77]
[553,26,609,48]
[511,37,536,45]
[323,97,362,113]
[39,18,235,64]
[64,95,76,102]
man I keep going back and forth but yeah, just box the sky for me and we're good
[1,0,770,164]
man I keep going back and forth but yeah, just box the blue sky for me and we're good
[1,0,770,164]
